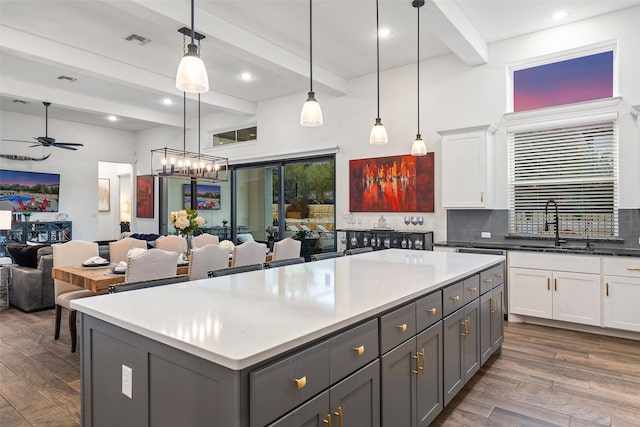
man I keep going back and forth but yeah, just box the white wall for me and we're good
[0,110,136,241]
[97,161,133,241]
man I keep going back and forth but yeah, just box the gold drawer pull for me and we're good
[294,376,307,390]
[451,295,460,302]
[353,345,365,356]
[490,299,497,314]
[429,307,437,315]
[627,267,640,271]
[496,273,503,278]
[483,279,492,284]
[323,413,332,426]
[334,406,343,427]
[397,323,408,332]
[412,353,420,376]
[469,287,478,293]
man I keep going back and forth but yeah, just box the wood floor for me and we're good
[1,307,639,426]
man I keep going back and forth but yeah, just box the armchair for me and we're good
[6,245,55,312]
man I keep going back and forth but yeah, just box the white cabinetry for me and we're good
[603,257,640,332]
[509,252,601,326]
[439,124,497,209]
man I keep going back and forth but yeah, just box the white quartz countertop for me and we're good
[71,250,503,370]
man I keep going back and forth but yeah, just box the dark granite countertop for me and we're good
[434,240,640,257]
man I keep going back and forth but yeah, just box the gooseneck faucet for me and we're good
[544,199,565,246]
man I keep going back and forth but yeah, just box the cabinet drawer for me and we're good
[416,291,442,331]
[329,319,378,384]
[463,275,480,304]
[480,264,504,294]
[380,303,416,354]
[603,257,640,277]
[443,281,465,316]
[250,341,330,427]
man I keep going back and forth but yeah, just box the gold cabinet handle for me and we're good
[323,413,332,426]
[397,323,408,333]
[483,279,492,284]
[554,278,557,291]
[460,319,470,337]
[429,307,437,315]
[294,376,307,390]
[490,299,497,314]
[627,267,640,271]
[496,273,503,278]
[412,352,420,376]
[547,278,550,290]
[469,287,478,293]
[353,345,365,356]
[451,295,460,302]
[333,406,343,427]
[419,348,426,375]
[606,282,609,297]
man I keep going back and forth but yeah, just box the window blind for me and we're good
[508,121,618,237]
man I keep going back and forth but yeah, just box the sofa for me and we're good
[6,244,55,312]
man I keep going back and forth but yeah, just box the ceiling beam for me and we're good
[127,0,348,96]
[1,77,185,128]
[425,0,488,65]
[0,25,257,116]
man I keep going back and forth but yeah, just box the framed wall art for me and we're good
[98,178,110,212]
[0,169,60,212]
[183,183,221,210]
[136,175,154,218]
[349,153,434,213]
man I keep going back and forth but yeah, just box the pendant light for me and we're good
[411,0,427,156]
[176,0,209,93]
[300,0,323,126]
[370,0,388,144]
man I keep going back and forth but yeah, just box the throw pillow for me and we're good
[6,244,49,269]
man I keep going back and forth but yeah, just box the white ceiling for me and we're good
[1,0,639,132]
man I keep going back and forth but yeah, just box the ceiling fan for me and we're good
[2,102,84,150]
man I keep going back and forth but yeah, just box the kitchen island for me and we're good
[72,249,505,427]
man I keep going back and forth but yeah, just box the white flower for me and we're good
[174,216,189,230]
[195,216,206,227]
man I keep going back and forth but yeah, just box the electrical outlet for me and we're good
[122,365,133,399]
[481,232,491,239]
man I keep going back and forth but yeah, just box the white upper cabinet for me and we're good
[439,125,497,209]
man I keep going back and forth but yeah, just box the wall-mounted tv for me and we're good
[183,184,221,210]
[0,169,61,212]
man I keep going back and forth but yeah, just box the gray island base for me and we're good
[72,250,505,426]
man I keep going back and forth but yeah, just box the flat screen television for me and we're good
[0,169,60,212]
[183,184,221,210]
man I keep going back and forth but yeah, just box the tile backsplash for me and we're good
[447,209,640,248]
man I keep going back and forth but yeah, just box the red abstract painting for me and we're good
[349,153,434,212]
[136,175,154,218]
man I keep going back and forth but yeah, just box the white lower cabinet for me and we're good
[603,257,640,332]
[509,252,601,327]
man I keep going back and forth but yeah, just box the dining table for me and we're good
[51,264,190,294]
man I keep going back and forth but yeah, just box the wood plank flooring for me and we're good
[1,307,639,426]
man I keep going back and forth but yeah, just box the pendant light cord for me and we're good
[375,0,381,119]
[183,92,186,153]
[198,93,201,157]
[309,0,313,93]
[416,4,420,135]
[190,0,195,45]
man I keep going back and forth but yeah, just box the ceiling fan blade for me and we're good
[37,136,56,144]
[54,142,84,146]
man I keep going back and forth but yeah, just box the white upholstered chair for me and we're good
[272,237,302,261]
[124,249,179,284]
[109,237,147,263]
[231,241,267,267]
[192,233,220,248]
[188,244,230,280]
[155,235,187,255]
[52,240,98,352]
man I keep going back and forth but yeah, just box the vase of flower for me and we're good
[170,209,206,260]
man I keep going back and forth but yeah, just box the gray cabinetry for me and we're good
[270,360,380,427]
[443,299,480,406]
[480,276,505,365]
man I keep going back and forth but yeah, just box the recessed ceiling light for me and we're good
[551,10,568,20]
[378,28,391,38]
[107,115,118,122]
[240,72,253,81]
[162,98,173,105]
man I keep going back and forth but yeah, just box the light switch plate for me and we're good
[122,365,133,399]
[481,232,491,239]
